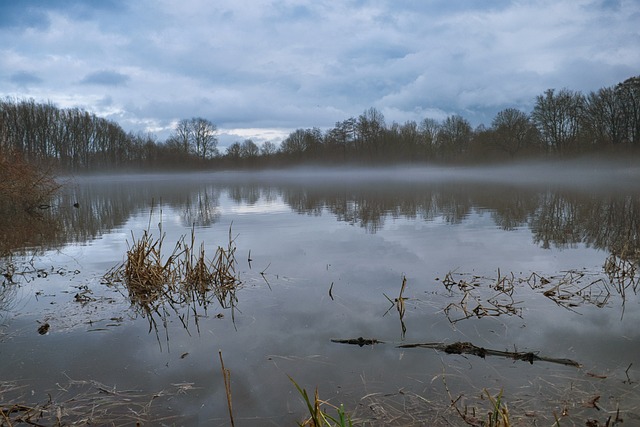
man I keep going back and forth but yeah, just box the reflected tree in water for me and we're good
[179,187,221,227]
[228,185,261,206]
[530,191,582,249]
[12,179,639,283]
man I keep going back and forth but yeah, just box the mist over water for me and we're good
[70,157,640,193]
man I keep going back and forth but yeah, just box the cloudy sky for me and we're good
[1,0,639,150]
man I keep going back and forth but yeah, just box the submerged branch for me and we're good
[398,341,582,367]
[331,337,581,367]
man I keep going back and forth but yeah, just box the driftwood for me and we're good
[399,341,582,367]
[331,338,581,368]
[331,337,384,346]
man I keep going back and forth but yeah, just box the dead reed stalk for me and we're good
[383,275,408,338]
[219,351,235,427]
[441,268,615,324]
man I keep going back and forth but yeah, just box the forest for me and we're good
[1,75,639,172]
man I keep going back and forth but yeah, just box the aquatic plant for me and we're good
[104,213,241,342]
[182,225,239,310]
[289,376,353,427]
[121,229,181,307]
[485,389,510,427]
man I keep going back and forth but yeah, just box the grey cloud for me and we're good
[97,95,114,107]
[80,70,130,86]
[10,71,43,87]
[0,2,49,29]
[0,0,127,29]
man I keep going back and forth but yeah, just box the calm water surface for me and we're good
[1,166,639,426]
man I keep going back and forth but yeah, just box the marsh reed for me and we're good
[218,351,235,427]
[104,214,242,343]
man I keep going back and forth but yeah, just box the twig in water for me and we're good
[625,362,634,384]
[219,350,234,427]
[259,262,272,290]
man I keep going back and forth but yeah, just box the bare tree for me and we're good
[582,87,624,145]
[437,115,472,158]
[260,141,278,156]
[357,107,386,158]
[225,142,242,159]
[190,117,218,159]
[240,139,259,158]
[531,88,584,153]
[174,119,191,155]
[280,128,324,160]
[280,129,308,156]
[616,76,640,144]
[418,117,440,159]
[491,108,539,157]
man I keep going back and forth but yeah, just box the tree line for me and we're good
[273,76,640,164]
[0,98,223,171]
[1,75,638,171]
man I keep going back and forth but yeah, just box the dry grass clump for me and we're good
[442,269,523,324]
[182,227,239,310]
[445,387,511,427]
[104,218,241,339]
[122,229,181,307]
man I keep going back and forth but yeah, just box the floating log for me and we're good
[398,341,581,367]
[331,338,581,367]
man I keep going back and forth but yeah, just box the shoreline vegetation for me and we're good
[0,150,59,257]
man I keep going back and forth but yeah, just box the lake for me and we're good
[1,164,639,426]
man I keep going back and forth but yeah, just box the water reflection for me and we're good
[0,208,60,257]
[10,175,633,322]
[178,186,221,227]
[24,176,638,267]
